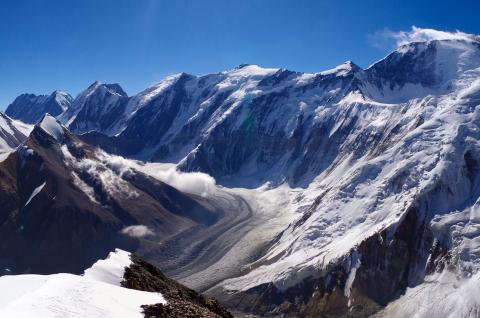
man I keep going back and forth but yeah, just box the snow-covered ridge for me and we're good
[0,249,165,318]
[83,249,133,286]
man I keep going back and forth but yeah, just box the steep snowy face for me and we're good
[58,81,129,135]
[5,91,72,124]
[210,39,480,316]
[85,39,480,190]
[86,62,366,188]
[361,39,480,102]
[0,112,32,160]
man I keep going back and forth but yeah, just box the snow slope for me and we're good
[378,271,480,318]
[0,249,165,318]
[0,112,33,161]
[220,38,480,292]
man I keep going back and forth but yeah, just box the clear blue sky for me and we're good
[1,0,479,108]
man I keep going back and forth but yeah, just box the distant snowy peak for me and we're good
[67,81,128,113]
[224,64,279,77]
[59,81,130,135]
[320,60,362,77]
[123,73,187,117]
[365,39,480,90]
[5,90,73,124]
[51,90,73,109]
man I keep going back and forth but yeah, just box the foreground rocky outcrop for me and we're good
[122,254,233,318]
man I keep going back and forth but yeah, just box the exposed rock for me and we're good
[122,254,233,318]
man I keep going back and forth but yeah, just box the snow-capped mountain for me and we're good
[76,39,480,188]
[206,39,480,316]
[57,81,130,135]
[0,112,32,160]
[5,91,72,124]
[78,38,480,317]
[4,36,480,317]
[0,114,224,274]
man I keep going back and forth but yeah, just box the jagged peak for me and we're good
[361,37,480,93]
[319,60,362,77]
[87,80,103,89]
[51,90,71,97]
[36,113,65,142]
[83,81,127,97]
[236,63,253,69]
[368,37,480,69]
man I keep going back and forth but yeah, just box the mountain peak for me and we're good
[36,113,65,142]
[87,80,102,89]
[320,60,362,77]
[365,37,480,92]
[84,81,127,98]
[227,64,279,77]
[5,90,73,124]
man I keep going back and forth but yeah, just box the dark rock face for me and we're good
[0,118,221,274]
[366,41,438,90]
[122,254,233,318]
[6,91,72,124]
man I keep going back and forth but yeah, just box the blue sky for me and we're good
[0,0,479,108]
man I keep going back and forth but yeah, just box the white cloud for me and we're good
[135,162,217,198]
[369,26,477,49]
[97,152,218,198]
[121,225,154,238]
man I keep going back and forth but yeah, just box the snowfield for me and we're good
[0,250,165,318]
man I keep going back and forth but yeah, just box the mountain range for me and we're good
[1,37,480,317]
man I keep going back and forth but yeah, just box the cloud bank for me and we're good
[121,225,154,238]
[135,162,217,197]
[369,26,477,49]
[98,151,218,198]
